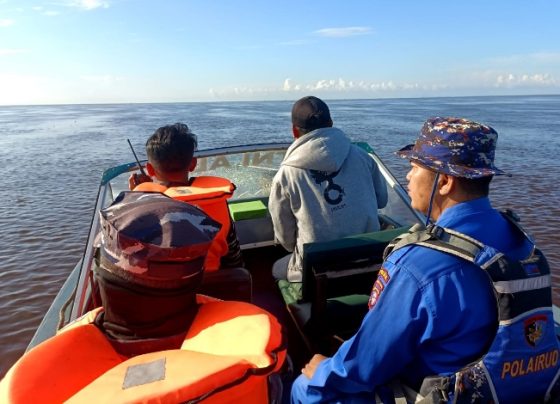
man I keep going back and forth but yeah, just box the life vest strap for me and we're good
[383,223,487,265]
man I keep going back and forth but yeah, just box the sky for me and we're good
[1,0,559,105]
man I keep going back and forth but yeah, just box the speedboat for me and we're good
[17,141,560,402]
[27,142,424,353]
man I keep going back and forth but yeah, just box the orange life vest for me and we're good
[134,176,235,271]
[0,295,286,404]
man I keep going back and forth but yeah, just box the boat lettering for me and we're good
[501,349,559,379]
[251,152,276,166]
[196,151,284,172]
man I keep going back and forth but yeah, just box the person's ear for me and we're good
[438,174,454,196]
[146,162,156,176]
[188,157,197,172]
[292,125,300,139]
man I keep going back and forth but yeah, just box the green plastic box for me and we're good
[229,200,268,221]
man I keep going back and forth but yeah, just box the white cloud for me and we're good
[313,26,372,38]
[279,73,559,97]
[208,77,427,101]
[286,78,408,93]
[283,78,301,92]
[60,0,110,10]
[0,19,14,27]
[495,73,557,87]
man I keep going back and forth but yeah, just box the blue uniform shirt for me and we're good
[291,197,534,403]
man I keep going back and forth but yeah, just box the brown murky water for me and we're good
[1,96,559,376]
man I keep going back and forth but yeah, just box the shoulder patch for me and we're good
[368,268,391,310]
[524,315,547,347]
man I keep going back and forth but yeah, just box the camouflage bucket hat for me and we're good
[396,117,509,179]
[98,192,221,288]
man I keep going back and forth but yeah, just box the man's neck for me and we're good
[432,193,486,222]
[153,172,191,187]
[153,176,192,188]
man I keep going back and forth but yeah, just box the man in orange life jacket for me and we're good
[0,192,286,403]
[94,191,224,355]
[129,122,244,270]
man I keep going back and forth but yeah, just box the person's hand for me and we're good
[302,354,328,379]
[128,172,152,190]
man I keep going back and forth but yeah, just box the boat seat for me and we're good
[278,226,410,355]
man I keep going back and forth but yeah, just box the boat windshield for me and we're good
[103,144,420,224]
[106,146,287,202]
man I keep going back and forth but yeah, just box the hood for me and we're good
[282,127,351,172]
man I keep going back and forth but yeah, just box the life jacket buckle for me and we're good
[428,224,444,239]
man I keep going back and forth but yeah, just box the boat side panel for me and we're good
[26,260,82,350]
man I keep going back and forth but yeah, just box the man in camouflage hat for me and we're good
[95,191,221,354]
[291,117,539,402]
[0,192,288,402]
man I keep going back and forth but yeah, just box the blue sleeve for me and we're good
[304,261,432,400]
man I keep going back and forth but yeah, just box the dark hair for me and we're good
[455,175,493,197]
[291,96,332,134]
[146,123,197,173]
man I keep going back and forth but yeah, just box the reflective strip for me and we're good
[167,185,233,196]
[493,275,550,294]
[444,227,486,248]
[416,241,475,262]
[479,253,504,270]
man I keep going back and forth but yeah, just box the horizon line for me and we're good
[1,93,559,108]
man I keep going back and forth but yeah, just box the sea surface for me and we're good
[1,95,559,376]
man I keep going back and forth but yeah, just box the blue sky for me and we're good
[1,0,559,105]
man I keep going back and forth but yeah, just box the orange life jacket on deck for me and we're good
[135,176,235,271]
[0,295,286,404]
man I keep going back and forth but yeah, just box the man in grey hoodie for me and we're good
[269,96,388,282]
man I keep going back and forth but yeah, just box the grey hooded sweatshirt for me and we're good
[269,127,388,282]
